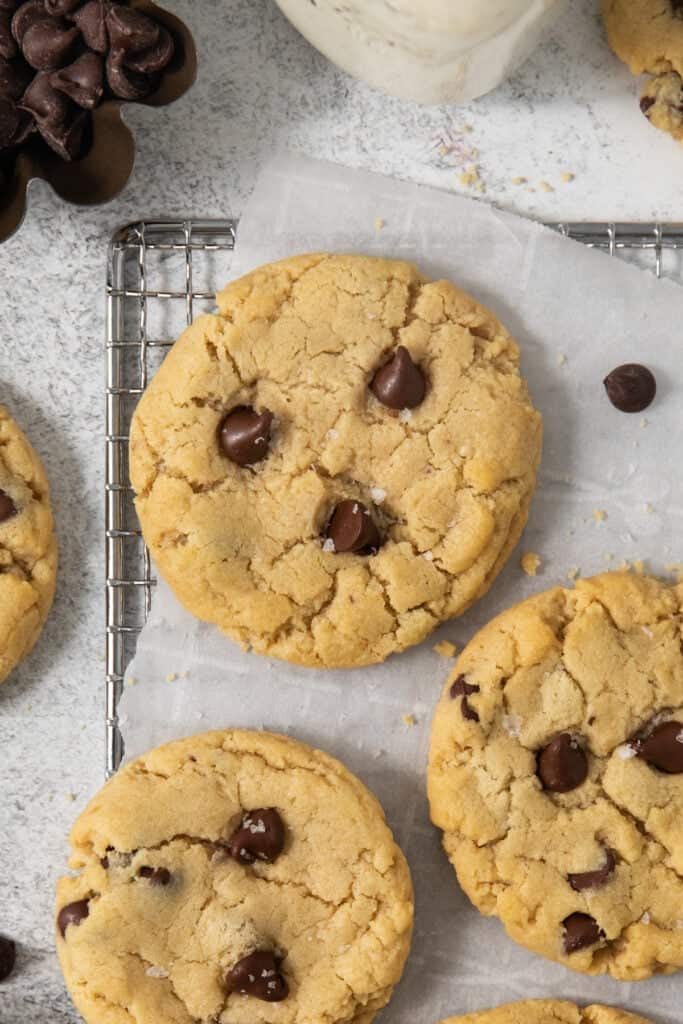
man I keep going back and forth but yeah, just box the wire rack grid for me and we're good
[105,219,683,777]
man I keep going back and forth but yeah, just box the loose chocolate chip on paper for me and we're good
[638,720,683,773]
[57,899,90,937]
[21,17,79,71]
[371,346,426,410]
[568,848,616,891]
[325,499,381,554]
[228,808,285,865]
[138,866,172,886]
[0,488,17,523]
[604,363,656,413]
[51,51,104,108]
[121,25,173,76]
[226,951,289,1002]
[562,912,604,953]
[70,0,109,53]
[11,1,50,46]
[0,935,16,982]
[219,406,274,467]
[106,4,159,55]
[537,733,588,793]
[105,50,156,100]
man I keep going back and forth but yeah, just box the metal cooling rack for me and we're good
[105,219,683,777]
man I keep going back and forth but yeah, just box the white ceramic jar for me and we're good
[274,0,560,105]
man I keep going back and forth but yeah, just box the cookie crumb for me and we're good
[521,552,542,576]
[511,176,527,185]
[65,792,76,802]
[370,487,386,505]
[459,165,484,191]
[561,172,575,183]
[593,509,608,523]
[373,748,386,759]
[402,713,417,727]
[567,567,580,581]
[373,217,385,231]
[462,124,474,134]
[433,640,457,658]
[641,625,654,638]
[604,552,613,562]
[557,353,567,366]
[644,502,654,514]
[618,560,632,572]
[165,672,177,683]
[125,676,138,687]
[640,418,648,429]
[633,559,646,574]
[539,180,554,192]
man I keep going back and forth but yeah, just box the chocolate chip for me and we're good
[11,1,50,45]
[45,0,81,13]
[0,489,17,522]
[20,69,69,121]
[604,363,656,413]
[70,0,109,53]
[449,675,480,721]
[0,13,18,60]
[640,95,655,115]
[106,4,159,54]
[568,848,616,891]
[537,733,588,793]
[0,95,19,144]
[638,720,683,773]
[0,56,32,100]
[105,49,155,100]
[21,18,79,71]
[225,951,288,1002]
[325,499,381,554]
[370,346,426,410]
[219,406,274,467]
[562,912,604,953]
[138,866,171,886]
[57,899,90,937]
[228,808,285,865]
[51,51,103,108]
[0,935,16,982]
[120,24,173,75]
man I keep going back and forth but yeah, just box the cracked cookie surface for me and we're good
[56,729,414,1024]
[0,404,57,684]
[428,572,683,980]
[438,1002,652,1024]
[129,253,542,668]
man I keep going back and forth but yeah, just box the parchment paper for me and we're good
[120,154,683,1024]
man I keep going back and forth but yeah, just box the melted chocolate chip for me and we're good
[138,866,171,886]
[0,13,17,60]
[20,69,68,121]
[219,406,274,467]
[604,363,656,413]
[449,675,481,721]
[0,935,16,982]
[228,808,285,865]
[51,51,103,108]
[45,0,81,13]
[370,346,426,410]
[562,912,604,953]
[70,0,109,53]
[537,733,588,793]
[106,4,159,54]
[120,24,173,75]
[640,95,655,115]
[37,101,86,158]
[57,899,90,937]
[11,1,49,45]
[638,720,683,773]
[105,49,155,100]
[568,848,616,891]
[0,489,16,522]
[225,951,288,1002]
[21,17,79,71]
[325,499,381,554]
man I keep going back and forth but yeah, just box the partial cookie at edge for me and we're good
[438,1000,653,1024]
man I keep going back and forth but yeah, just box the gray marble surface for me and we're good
[0,0,681,1020]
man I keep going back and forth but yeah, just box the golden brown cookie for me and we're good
[129,253,542,668]
[438,1002,652,1024]
[0,404,57,683]
[56,729,414,1024]
[429,572,683,980]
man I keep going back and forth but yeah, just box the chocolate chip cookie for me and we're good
[56,729,414,1024]
[129,253,542,668]
[602,0,683,141]
[438,1002,652,1024]
[428,571,683,979]
[0,404,57,683]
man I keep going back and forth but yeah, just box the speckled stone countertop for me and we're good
[0,0,681,1019]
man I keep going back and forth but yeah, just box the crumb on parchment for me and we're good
[539,181,554,193]
[567,567,580,581]
[561,172,575,183]
[521,552,542,577]
[557,353,567,366]
[374,217,385,231]
[593,509,607,523]
[512,176,527,185]
[402,713,417,727]
[433,640,457,658]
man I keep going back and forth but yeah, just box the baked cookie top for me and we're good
[428,572,683,980]
[129,253,542,668]
[438,1002,651,1024]
[56,729,414,1024]
[0,404,57,684]
[602,0,683,76]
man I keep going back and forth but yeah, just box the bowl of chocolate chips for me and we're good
[0,0,196,242]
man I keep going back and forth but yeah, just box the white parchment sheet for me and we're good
[120,154,683,1024]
